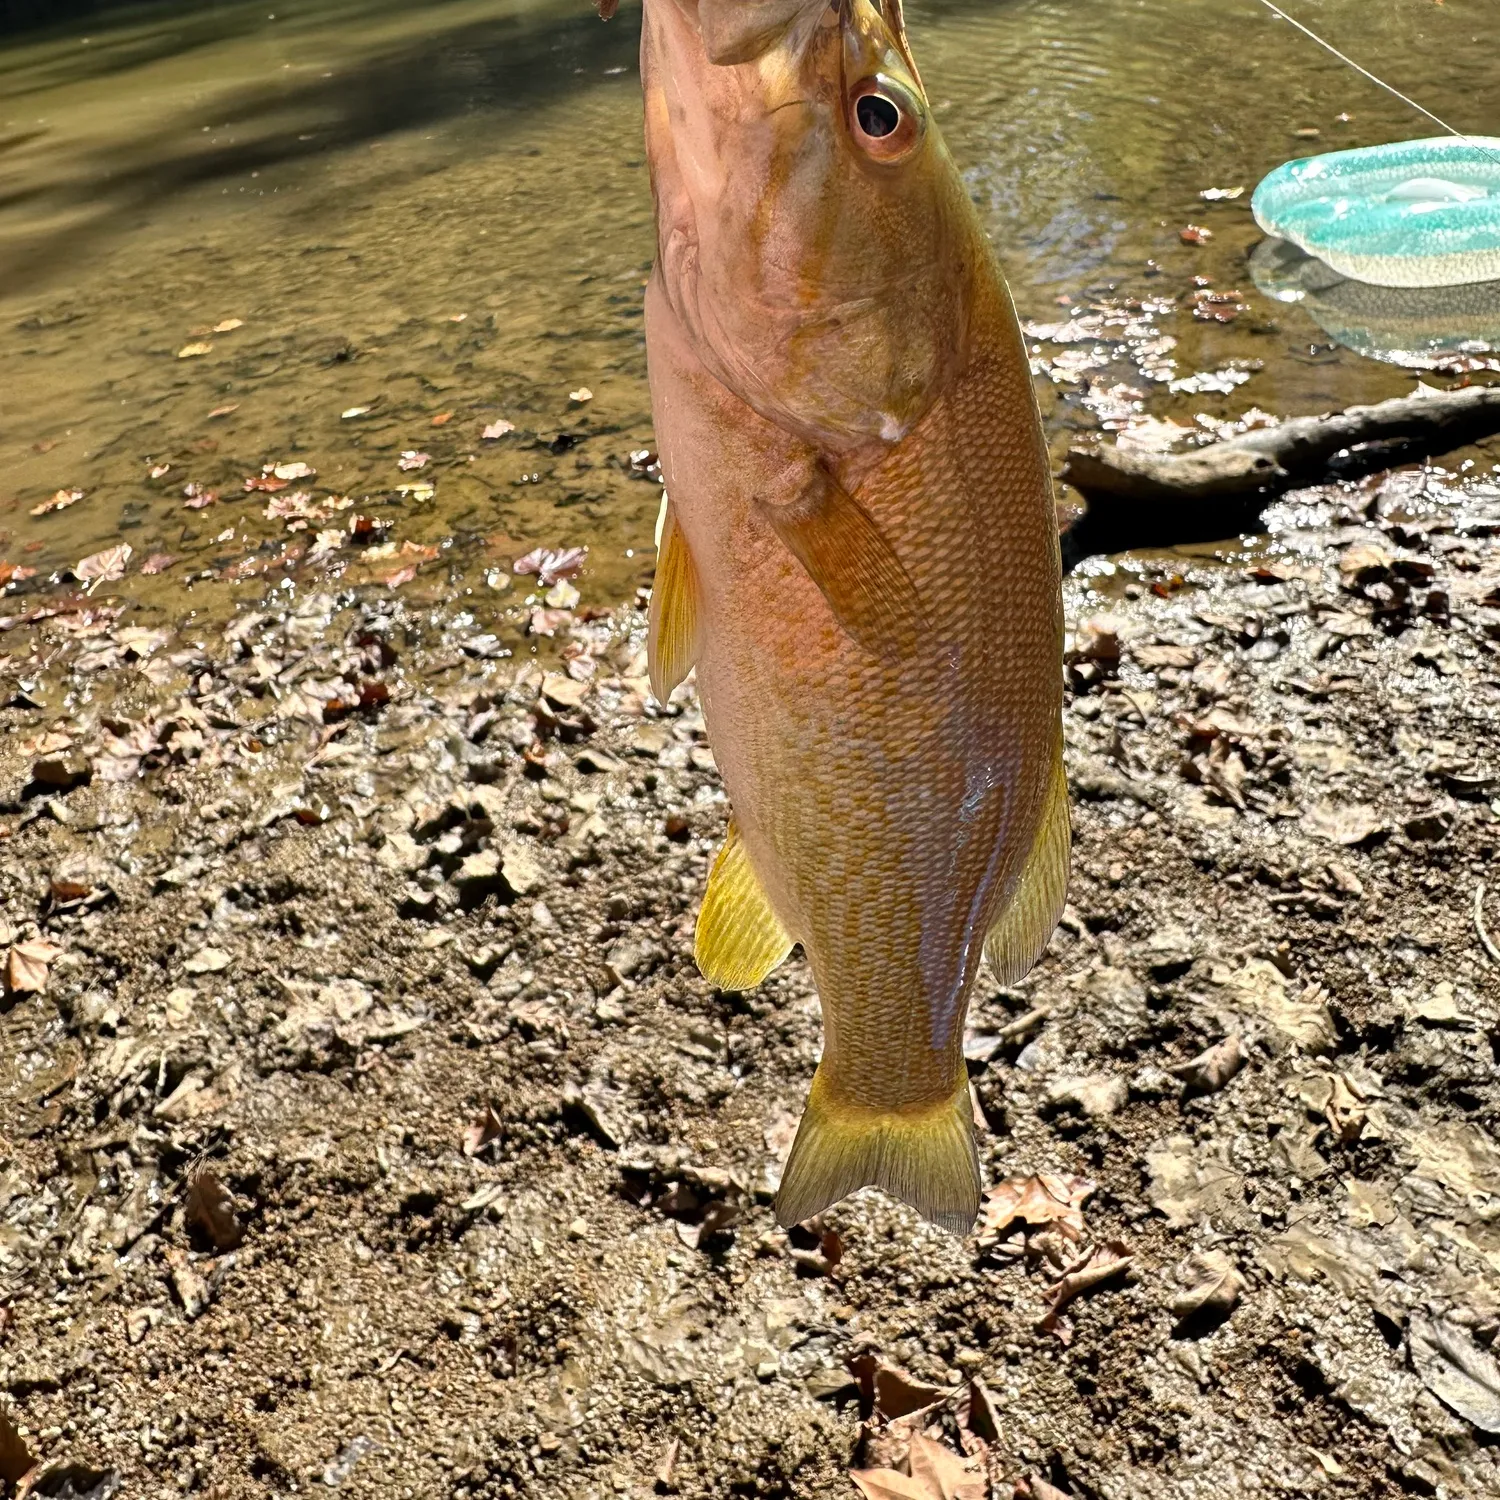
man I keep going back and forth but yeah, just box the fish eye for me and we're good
[849,76,924,163]
[856,93,900,138]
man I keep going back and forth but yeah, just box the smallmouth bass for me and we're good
[633,0,1068,1234]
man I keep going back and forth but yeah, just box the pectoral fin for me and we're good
[984,742,1071,985]
[760,466,925,661]
[695,820,793,991]
[648,497,700,705]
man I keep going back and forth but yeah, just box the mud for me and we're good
[2,457,1500,1499]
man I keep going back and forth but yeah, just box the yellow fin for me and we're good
[774,1065,980,1236]
[761,466,925,661]
[985,743,1070,986]
[694,820,793,990]
[648,497,700,704]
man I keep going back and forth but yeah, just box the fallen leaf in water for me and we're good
[978,1173,1095,1246]
[1210,960,1336,1054]
[597,0,619,16]
[244,475,288,494]
[385,565,418,589]
[1180,225,1213,245]
[148,462,172,480]
[178,341,214,359]
[528,607,572,637]
[182,484,217,509]
[273,461,316,482]
[0,562,38,585]
[483,420,516,440]
[395,482,435,501]
[76,544,132,586]
[8,938,63,994]
[264,492,318,521]
[398,451,431,471]
[342,406,372,420]
[309,529,343,559]
[207,403,240,419]
[1200,186,1244,201]
[400,541,439,561]
[515,546,588,586]
[187,1168,245,1251]
[569,387,594,403]
[431,411,454,426]
[30,487,84,516]
[1039,1240,1134,1337]
[213,318,244,333]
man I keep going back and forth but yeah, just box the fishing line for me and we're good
[1250,0,1500,170]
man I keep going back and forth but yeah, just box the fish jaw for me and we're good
[640,0,974,452]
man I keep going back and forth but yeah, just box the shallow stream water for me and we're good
[1,0,1497,622]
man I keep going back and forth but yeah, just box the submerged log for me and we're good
[1062,384,1500,502]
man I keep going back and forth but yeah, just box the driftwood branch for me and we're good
[1062,384,1500,503]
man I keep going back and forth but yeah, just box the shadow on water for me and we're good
[0,0,644,293]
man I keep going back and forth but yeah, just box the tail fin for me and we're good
[774,1065,980,1236]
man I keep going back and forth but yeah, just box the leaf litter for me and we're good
[2,444,1500,1496]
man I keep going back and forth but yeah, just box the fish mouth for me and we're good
[677,0,921,83]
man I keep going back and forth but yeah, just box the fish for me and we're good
[634,0,1067,1235]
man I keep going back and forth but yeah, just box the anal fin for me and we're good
[695,819,793,991]
[760,465,926,661]
[984,741,1070,986]
[648,496,701,705]
[775,1065,980,1236]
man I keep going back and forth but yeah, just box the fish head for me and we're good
[643,0,976,449]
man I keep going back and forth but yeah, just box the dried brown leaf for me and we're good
[907,1433,986,1500]
[1040,1240,1134,1335]
[0,1403,34,1486]
[1169,1035,1246,1094]
[8,939,62,994]
[977,1173,1095,1246]
[847,1354,947,1422]
[1169,1248,1246,1320]
[187,1168,245,1251]
[850,1472,928,1500]
[463,1104,504,1157]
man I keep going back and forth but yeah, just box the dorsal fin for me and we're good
[647,496,701,705]
[695,820,793,991]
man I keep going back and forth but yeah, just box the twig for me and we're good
[1475,883,1500,967]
